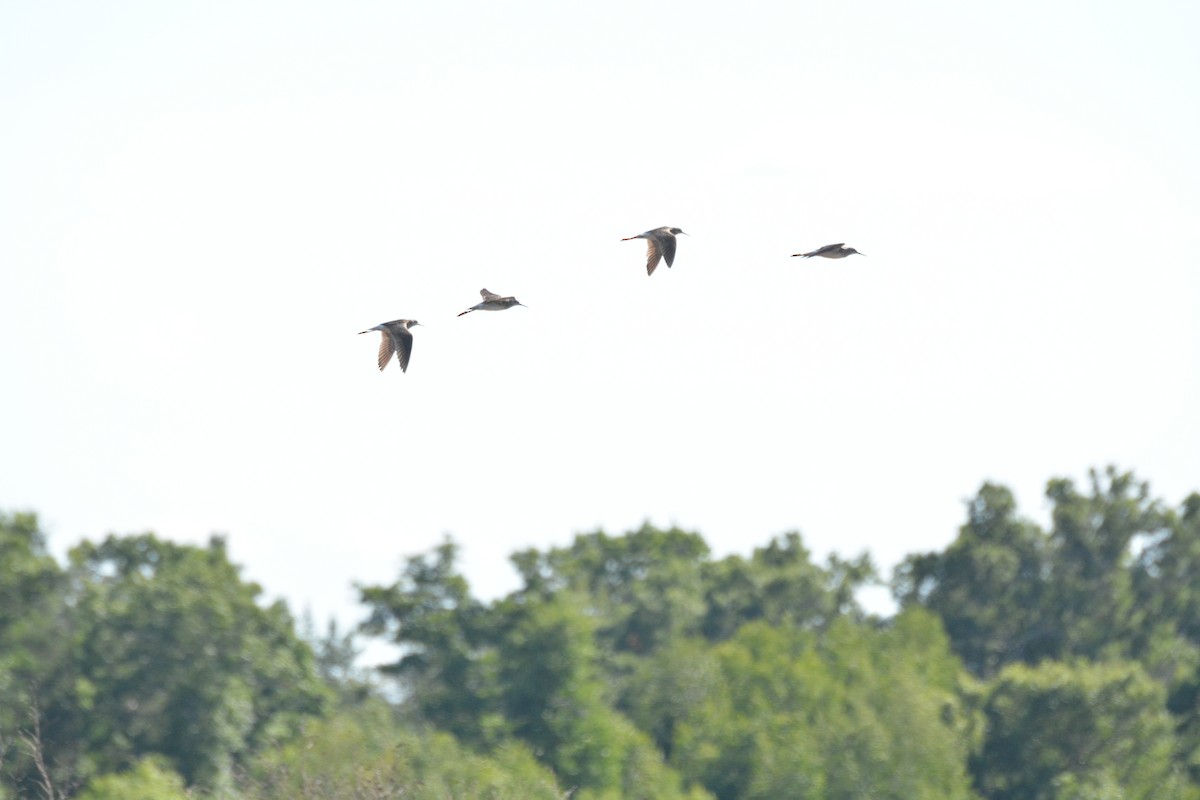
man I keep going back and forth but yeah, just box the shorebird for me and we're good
[359,319,421,373]
[457,288,526,317]
[622,226,687,276]
[792,243,865,259]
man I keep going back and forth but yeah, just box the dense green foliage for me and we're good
[897,467,1200,797]
[0,523,327,798]
[669,613,975,800]
[245,700,567,800]
[3,467,1199,798]
[73,757,189,800]
[972,660,1188,800]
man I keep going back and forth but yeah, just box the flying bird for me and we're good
[622,226,687,276]
[457,288,526,317]
[792,243,865,259]
[359,319,421,373]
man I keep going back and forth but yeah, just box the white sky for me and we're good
[3,1,1199,639]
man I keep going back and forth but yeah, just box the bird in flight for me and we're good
[792,243,865,259]
[359,319,421,373]
[622,226,687,276]
[457,288,527,317]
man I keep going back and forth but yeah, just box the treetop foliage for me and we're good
[3,465,1199,799]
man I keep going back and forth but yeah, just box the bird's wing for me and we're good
[376,332,396,371]
[480,288,501,301]
[660,232,677,268]
[645,239,664,275]
[391,326,414,372]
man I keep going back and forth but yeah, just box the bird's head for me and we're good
[670,228,688,236]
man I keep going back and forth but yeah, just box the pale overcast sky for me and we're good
[3,1,1198,636]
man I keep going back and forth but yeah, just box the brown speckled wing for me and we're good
[376,332,395,371]
[645,240,663,275]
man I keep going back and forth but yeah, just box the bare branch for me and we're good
[18,696,61,800]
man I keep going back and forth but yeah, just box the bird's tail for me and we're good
[457,310,472,317]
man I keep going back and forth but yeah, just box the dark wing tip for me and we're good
[395,327,414,372]
[661,233,677,267]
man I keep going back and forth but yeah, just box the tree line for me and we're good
[2,465,1198,799]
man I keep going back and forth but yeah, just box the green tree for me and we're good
[673,611,978,800]
[300,613,377,708]
[247,702,567,800]
[0,511,76,799]
[1130,493,1200,786]
[0,512,63,652]
[972,660,1191,800]
[75,757,188,800]
[495,593,605,779]
[894,483,1051,677]
[701,532,873,642]
[1136,492,1200,647]
[618,635,721,758]
[494,592,703,797]
[360,536,710,799]
[897,469,1175,677]
[1041,468,1163,662]
[512,524,711,655]
[68,533,328,791]
[1168,661,1200,789]
[359,538,495,744]
[1132,491,1200,669]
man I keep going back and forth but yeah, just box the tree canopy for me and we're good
[3,465,1199,799]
